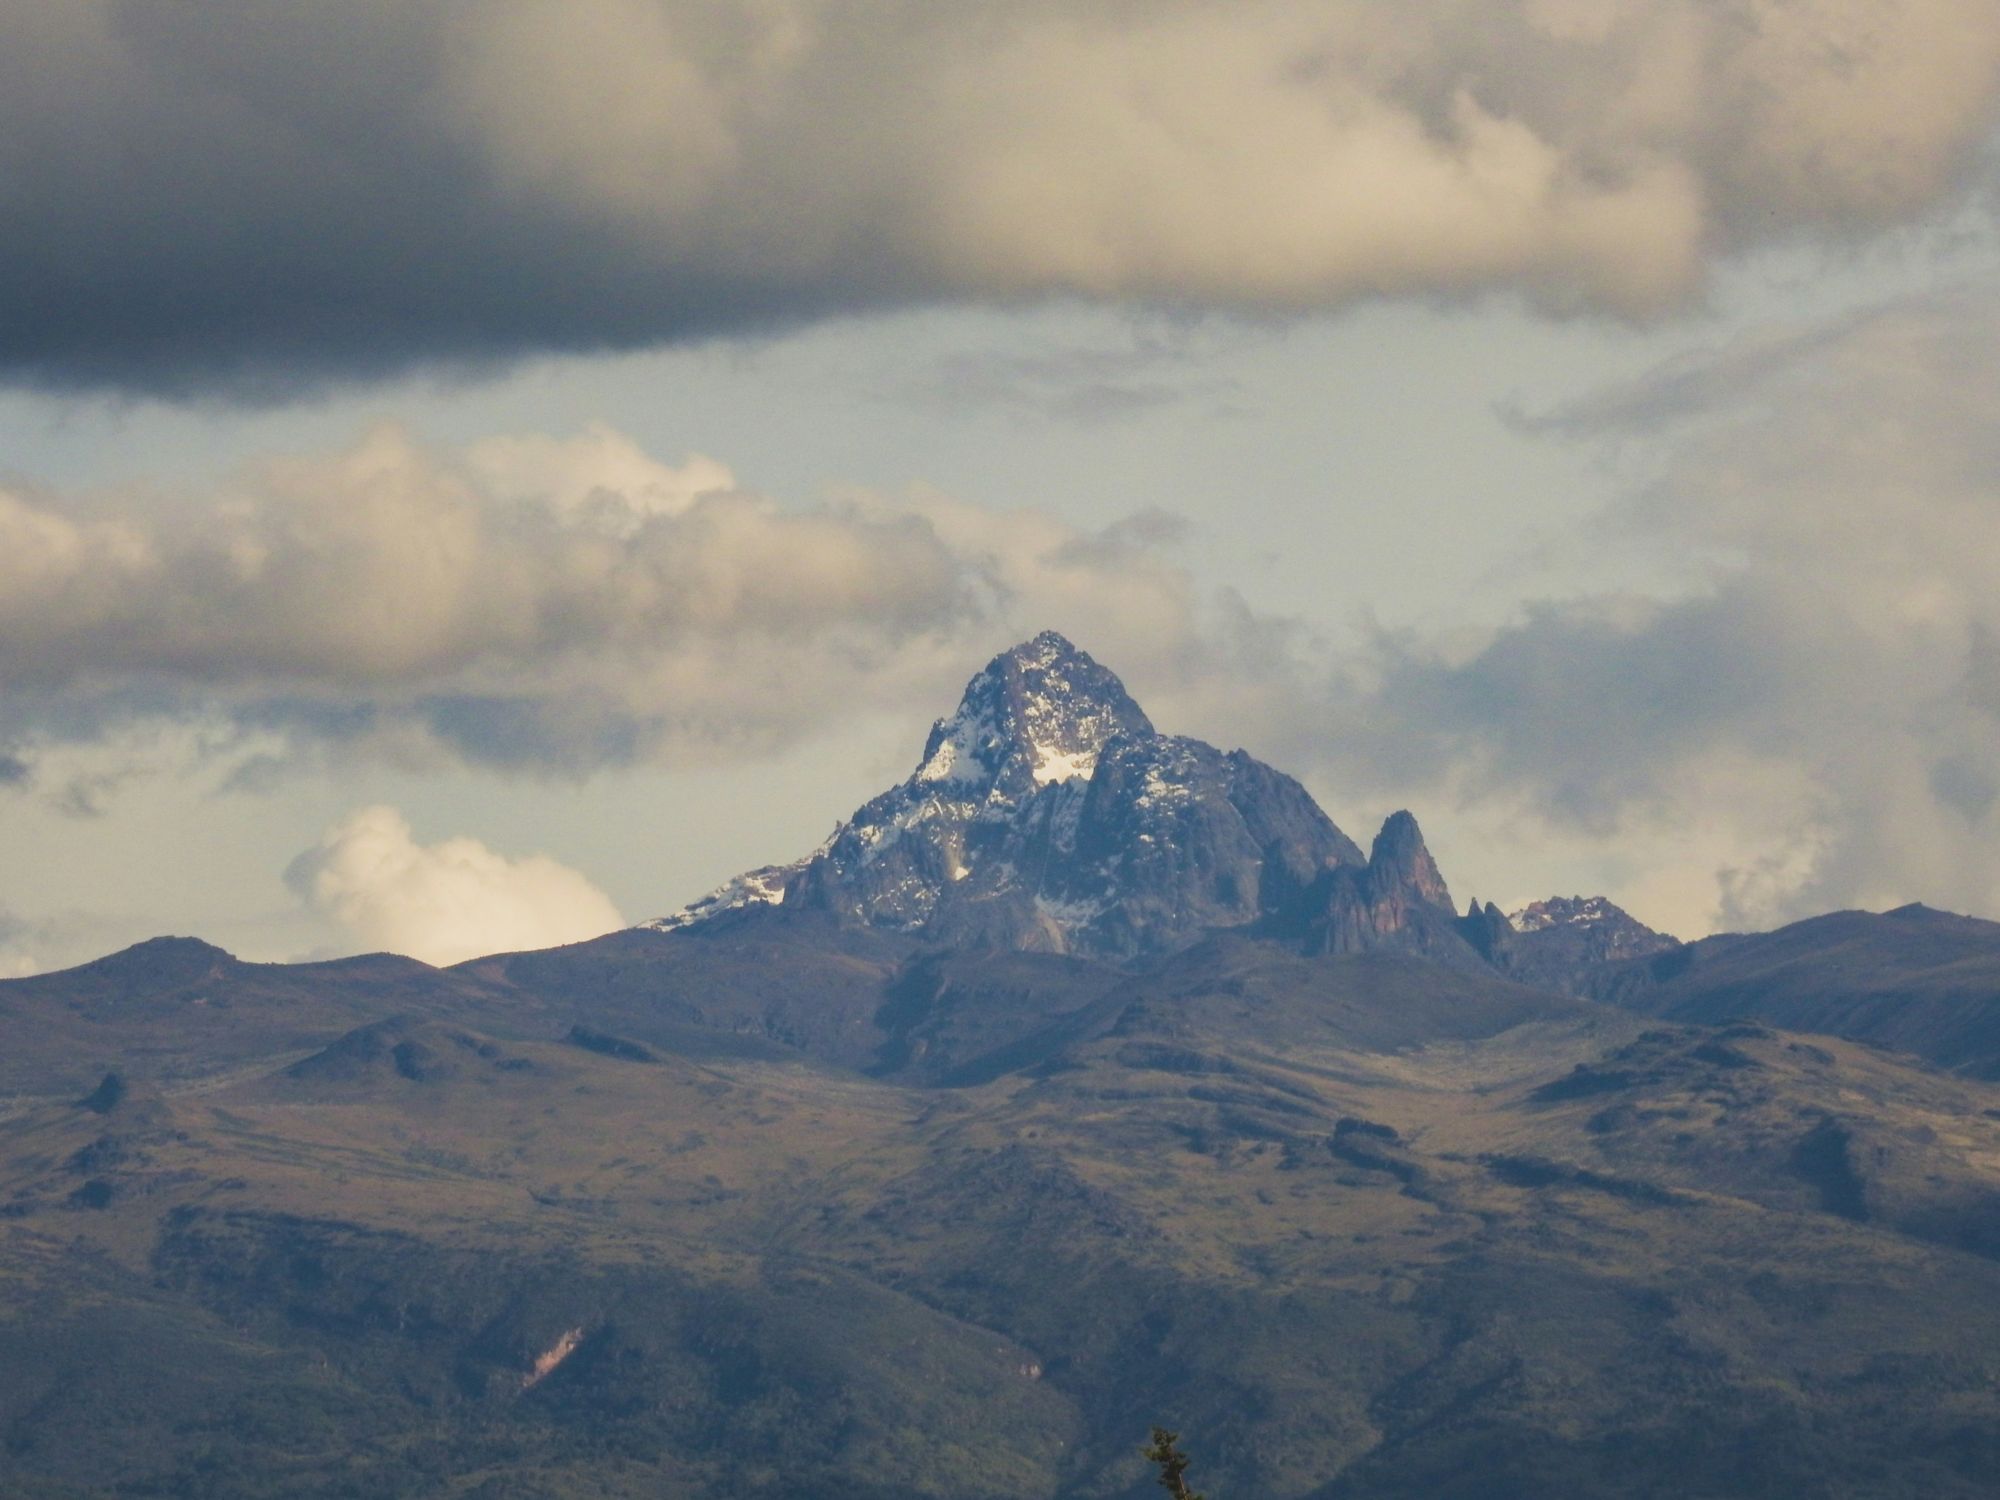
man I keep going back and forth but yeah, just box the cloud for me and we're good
[0,421,1223,779]
[462,424,738,519]
[6,0,2000,392]
[286,805,624,965]
[892,326,1241,424]
[0,910,38,979]
[1309,279,2000,933]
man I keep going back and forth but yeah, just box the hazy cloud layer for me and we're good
[1317,282,2000,931]
[0,422,1215,779]
[7,0,2000,391]
[286,805,624,965]
[0,910,37,980]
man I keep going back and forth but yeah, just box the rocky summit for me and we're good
[1509,895,1679,964]
[651,631,1515,961]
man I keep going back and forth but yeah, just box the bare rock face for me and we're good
[1509,895,1680,962]
[1299,810,1482,964]
[1457,900,1517,963]
[1041,734,1367,956]
[1495,895,1682,992]
[653,632,1486,962]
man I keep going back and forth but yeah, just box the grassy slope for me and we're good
[2,932,1999,1496]
[1587,904,2000,1079]
[0,939,549,1101]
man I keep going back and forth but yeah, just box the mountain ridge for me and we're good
[652,632,1492,965]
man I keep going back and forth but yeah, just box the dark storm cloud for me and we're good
[8,0,2000,394]
[0,4,885,396]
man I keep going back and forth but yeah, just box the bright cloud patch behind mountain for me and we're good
[7,0,2000,391]
[286,805,624,966]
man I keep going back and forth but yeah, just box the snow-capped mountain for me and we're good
[648,864,798,932]
[654,631,1489,959]
[1508,895,1678,959]
[651,632,1675,970]
[1475,893,1682,991]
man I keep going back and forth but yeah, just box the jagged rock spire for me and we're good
[1302,809,1476,963]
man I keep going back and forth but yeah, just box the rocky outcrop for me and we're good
[1298,810,1486,965]
[1456,899,1518,963]
[1039,734,1368,956]
[1498,895,1681,992]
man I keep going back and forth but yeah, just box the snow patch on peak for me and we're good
[851,793,957,868]
[914,695,1004,788]
[1137,762,1190,809]
[1127,738,1206,810]
[907,638,1147,807]
[1503,893,1680,967]
[1509,895,1618,933]
[647,863,795,931]
[1035,891,1106,926]
[1033,747,1095,784]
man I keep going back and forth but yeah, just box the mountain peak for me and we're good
[1298,810,1469,962]
[649,635,1507,966]
[913,632,1153,799]
[66,935,236,985]
[1366,810,1454,911]
[1495,894,1680,990]
[1508,895,1675,947]
[656,632,1381,956]
[1013,628,1086,661]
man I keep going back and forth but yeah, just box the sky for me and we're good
[9,0,2000,972]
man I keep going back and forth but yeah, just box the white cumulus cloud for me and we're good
[286,805,625,966]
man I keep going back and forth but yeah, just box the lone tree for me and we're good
[1144,1426,1205,1500]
